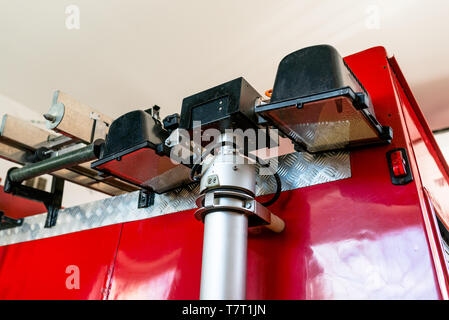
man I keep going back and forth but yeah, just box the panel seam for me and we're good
[102,223,124,300]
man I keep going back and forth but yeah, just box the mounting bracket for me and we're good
[4,168,64,228]
[0,211,24,230]
[138,189,155,209]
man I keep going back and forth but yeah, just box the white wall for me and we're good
[0,93,109,207]
[1,0,449,130]
[435,131,449,162]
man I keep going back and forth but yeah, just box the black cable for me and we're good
[189,163,202,182]
[260,171,281,207]
[246,152,281,207]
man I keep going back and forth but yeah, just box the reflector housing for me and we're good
[93,144,177,188]
[256,45,392,153]
[91,110,183,193]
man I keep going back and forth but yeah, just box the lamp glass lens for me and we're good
[96,148,177,186]
[264,96,380,152]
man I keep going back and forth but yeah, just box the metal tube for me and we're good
[199,133,254,300]
[200,210,248,300]
[8,143,101,183]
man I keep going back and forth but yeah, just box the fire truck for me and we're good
[0,45,448,300]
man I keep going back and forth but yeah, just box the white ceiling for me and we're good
[1,0,449,129]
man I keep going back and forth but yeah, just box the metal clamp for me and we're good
[195,190,271,227]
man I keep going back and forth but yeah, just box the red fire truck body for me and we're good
[0,46,448,300]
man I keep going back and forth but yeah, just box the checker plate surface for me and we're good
[0,151,350,246]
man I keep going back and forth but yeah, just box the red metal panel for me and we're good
[108,210,203,300]
[390,69,449,297]
[0,224,122,299]
[108,181,441,299]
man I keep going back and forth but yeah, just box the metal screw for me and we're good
[245,202,252,209]
[208,177,217,184]
[43,113,56,122]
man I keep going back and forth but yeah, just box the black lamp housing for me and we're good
[256,45,392,153]
[179,77,262,134]
[91,110,183,193]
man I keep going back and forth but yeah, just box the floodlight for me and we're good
[256,45,392,153]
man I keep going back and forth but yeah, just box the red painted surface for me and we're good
[108,210,203,300]
[389,64,449,297]
[0,46,448,299]
[0,186,46,219]
[95,148,177,187]
[0,225,122,299]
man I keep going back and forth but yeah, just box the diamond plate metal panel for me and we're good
[0,151,350,246]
